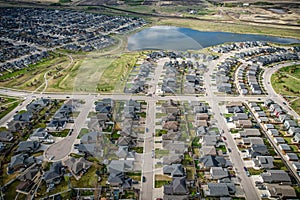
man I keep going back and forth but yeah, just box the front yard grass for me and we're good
[78,128,90,139]
[155,149,169,158]
[49,129,70,137]
[155,129,168,137]
[131,146,143,153]
[154,174,172,188]
[248,168,264,175]
[216,145,227,153]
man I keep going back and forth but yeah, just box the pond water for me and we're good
[127,26,300,51]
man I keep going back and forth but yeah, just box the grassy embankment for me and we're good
[0,95,22,119]
[271,64,300,115]
[153,18,300,40]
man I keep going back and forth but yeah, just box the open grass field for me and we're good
[97,52,141,92]
[153,17,300,40]
[271,64,300,114]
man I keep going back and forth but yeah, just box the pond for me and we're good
[127,26,300,51]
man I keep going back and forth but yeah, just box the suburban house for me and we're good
[43,161,64,186]
[286,153,299,161]
[7,120,27,133]
[292,162,300,171]
[279,144,291,152]
[267,129,279,137]
[261,170,291,184]
[163,164,185,177]
[198,155,228,170]
[284,120,297,130]
[249,144,269,158]
[26,98,51,113]
[63,157,92,178]
[16,141,40,153]
[210,167,229,180]
[0,131,13,142]
[204,183,236,197]
[164,177,189,197]
[239,129,261,137]
[252,156,274,169]
[266,184,297,199]
[288,127,300,136]
[107,160,134,188]
[8,154,36,173]
[235,119,252,128]
[29,128,49,142]
[274,137,285,144]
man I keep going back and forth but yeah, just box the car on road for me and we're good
[49,156,55,161]
[228,148,231,153]
[146,128,149,132]
[258,98,261,100]
[260,194,267,198]
[66,96,70,98]
[142,176,146,182]
[283,102,287,105]
[223,136,227,140]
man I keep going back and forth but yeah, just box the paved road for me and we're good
[204,54,260,200]
[44,97,94,161]
[263,61,300,119]
[141,99,155,200]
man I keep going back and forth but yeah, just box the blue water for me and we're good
[127,26,300,51]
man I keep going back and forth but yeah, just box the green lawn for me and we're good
[78,128,90,139]
[155,129,168,137]
[155,180,170,188]
[271,65,300,115]
[0,101,19,120]
[290,145,299,153]
[155,149,169,158]
[50,129,70,137]
[70,163,104,188]
[131,146,143,153]
[216,145,227,153]
[224,113,234,118]
[273,159,288,171]
[97,52,140,92]
[248,168,264,175]
[154,174,172,188]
